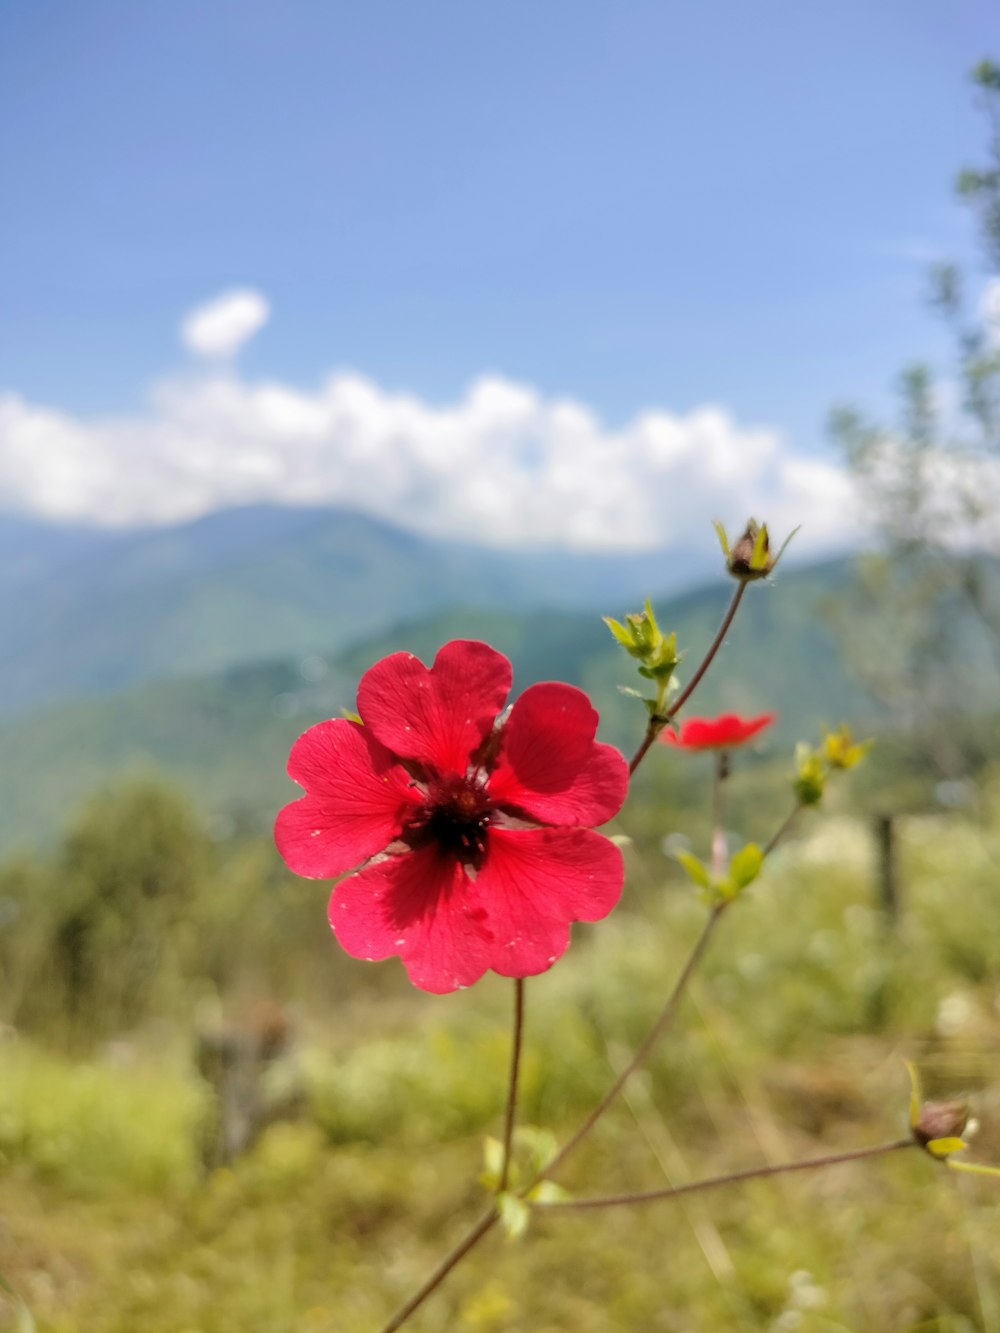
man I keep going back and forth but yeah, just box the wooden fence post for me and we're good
[874,813,900,926]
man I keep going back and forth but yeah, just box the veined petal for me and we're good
[489,682,628,826]
[329,846,495,993]
[275,718,421,878]
[475,827,624,978]
[357,640,513,774]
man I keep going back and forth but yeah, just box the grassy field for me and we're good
[1,792,999,1332]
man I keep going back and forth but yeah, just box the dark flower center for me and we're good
[405,774,492,865]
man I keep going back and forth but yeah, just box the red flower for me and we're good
[660,712,777,751]
[275,640,629,994]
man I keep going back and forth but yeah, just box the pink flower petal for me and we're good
[660,712,777,751]
[474,827,624,978]
[329,846,495,993]
[488,682,629,826]
[275,719,421,878]
[357,640,513,775]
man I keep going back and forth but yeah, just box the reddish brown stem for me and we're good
[763,802,804,856]
[669,580,747,718]
[628,581,747,776]
[538,1139,915,1212]
[538,903,727,1184]
[377,1210,499,1333]
[379,979,526,1332]
[500,979,525,1193]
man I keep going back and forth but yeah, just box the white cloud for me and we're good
[0,368,859,555]
[0,289,867,554]
[181,288,271,358]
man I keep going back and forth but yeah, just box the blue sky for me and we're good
[0,0,996,549]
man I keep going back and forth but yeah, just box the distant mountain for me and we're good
[0,557,882,849]
[0,504,714,718]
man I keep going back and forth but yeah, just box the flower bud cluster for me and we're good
[793,725,872,807]
[604,598,680,717]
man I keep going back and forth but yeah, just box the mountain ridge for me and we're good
[0,502,718,718]
[0,555,878,850]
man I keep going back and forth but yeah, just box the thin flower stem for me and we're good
[763,802,803,857]
[711,751,730,879]
[627,719,666,777]
[500,979,526,1193]
[538,903,727,1184]
[538,1139,915,1212]
[669,581,747,719]
[378,980,525,1332]
[377,1210,499,1333]
[536,785,808,1187]
[628,581,747,776]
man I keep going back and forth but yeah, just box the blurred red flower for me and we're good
[276,640,629,993]
[660,712,777,751]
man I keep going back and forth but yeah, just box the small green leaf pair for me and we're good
[674,842,764,904]
[481,1129,572,1238]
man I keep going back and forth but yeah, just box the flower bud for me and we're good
[912,1098,970,1149]
[713,519,799,583]
[823,725,872,770]
[793,746,826,806]
[730,521,773,580]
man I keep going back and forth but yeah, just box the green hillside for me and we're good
[0,558,880,851]
[0,505,707,717]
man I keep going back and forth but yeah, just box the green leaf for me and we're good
[674,850,711,889]
[772,524,801,571]
[497,1191,531,1240]
[528,1180,572,1205]
[604,616,634,649]
[480,1136,504,1190]
[750,522,770,571]
[712,520,731,558]
[729,842,764,892]
[516,1126,559,1174]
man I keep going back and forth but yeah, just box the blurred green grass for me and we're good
[1,788,999,1332]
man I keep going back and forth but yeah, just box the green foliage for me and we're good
[1,799,999,1329]
[673,843,763,903]
[605,598,681,716]
[0,777,356,1046]
[0,1043,203,1197]
[727,841,764,893]
[829,60,1000,791]
[25,779,210,1042]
